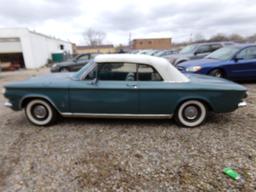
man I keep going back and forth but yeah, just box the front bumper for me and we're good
[4,101,13,108]
[238,101,247,107]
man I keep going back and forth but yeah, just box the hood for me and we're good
[186,73,247,91]
[165,53,192,59]
[5,72,75,89]
[178,58,221,68]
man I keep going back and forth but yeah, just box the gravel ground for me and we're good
[0,69,256,192]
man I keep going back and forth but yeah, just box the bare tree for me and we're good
[228,33,245,43]
[83,28,106,46]
[209,33,229,42]
[246,34,256,43]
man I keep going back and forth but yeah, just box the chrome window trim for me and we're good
[80,62,167,82]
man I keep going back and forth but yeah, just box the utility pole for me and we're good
[129,32,132,49]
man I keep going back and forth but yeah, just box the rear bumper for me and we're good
[238,101,247,107]
[4,101,13,108]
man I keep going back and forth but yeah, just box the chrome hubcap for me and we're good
[184,106,199,120]
[216,72,221,77]
[33,105,47,119]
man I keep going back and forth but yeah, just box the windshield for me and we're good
[72,60,95,80]
[154,51,166,57]
[206,46,240,60]
[180,45,198,54]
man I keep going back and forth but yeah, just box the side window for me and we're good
[236,47,256,60]
[210,44,222,52]
[85,66,96,80]
[98,63,137,81]
[78,55,89,60]
[196,45,211,54]
[138,64,163,81]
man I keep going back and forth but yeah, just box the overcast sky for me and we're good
[0,0,255,45]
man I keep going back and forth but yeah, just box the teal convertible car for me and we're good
[3,54,247,127]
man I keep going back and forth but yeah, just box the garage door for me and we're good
[0,38,24,70]
[0,38,22,53]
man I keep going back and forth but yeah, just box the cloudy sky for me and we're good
[0,0,255,45]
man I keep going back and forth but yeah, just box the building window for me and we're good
[148,41,152,44]
[60,44,64,50]
[140,41,143,45]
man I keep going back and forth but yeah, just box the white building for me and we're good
[0,28,73,69]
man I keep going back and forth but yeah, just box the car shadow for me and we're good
[59,117,174,127]
[55,112,233,129]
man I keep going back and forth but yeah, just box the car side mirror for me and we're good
[234,57,244,62]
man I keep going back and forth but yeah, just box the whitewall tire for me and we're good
[175,100,207,127]
[25,99,57,126]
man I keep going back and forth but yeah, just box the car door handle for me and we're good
[126,84,137,88]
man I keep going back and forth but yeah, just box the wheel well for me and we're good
[21,97,58,112]
[176,98,213,113]
[208,68,226,76]
[176,60,187,65]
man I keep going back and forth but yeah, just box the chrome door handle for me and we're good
[126,84,137,88]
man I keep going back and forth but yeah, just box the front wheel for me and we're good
[25,99,57,126]
[175,100,207,127]
[209,69,224,78]
[60,68,69,72]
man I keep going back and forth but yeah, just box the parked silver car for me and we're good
[165,42,234,66]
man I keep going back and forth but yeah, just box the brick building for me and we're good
[132,38,172,50]
[75,44,116,54]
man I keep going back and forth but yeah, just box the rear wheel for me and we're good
[60,68,69,72]
[25,99,57,126]
[209,69,224,78]
[175,100,207,127]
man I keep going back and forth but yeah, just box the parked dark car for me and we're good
[51,53,97,72]
[177,44,256,81]
[166,42,234,65]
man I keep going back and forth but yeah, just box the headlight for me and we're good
[186,66,202,72]
[2,88,6,94]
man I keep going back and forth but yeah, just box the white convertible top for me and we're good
[95,54,189,82]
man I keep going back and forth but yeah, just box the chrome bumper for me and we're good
[4,101,13,108]
[238,101,247,107]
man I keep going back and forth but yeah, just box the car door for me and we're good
[229,46,256,80]
[69,62,139,114]
[137,64,175,114]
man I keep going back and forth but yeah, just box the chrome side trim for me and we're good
[61,113,173,119]
[238,101,247,107]
[4,101,13,108]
